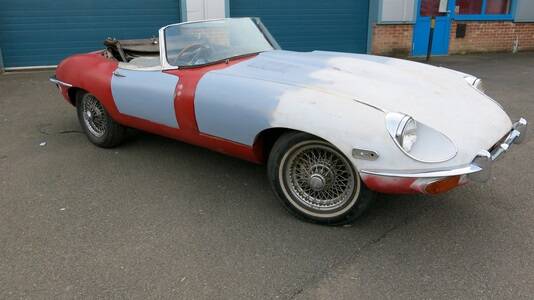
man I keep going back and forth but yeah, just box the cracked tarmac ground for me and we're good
[1,53,533,299]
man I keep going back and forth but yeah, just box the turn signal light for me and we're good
[424,176,461,194]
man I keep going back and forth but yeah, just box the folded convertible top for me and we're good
[104,37,159,54]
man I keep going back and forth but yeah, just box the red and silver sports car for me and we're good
[51,18,527,225]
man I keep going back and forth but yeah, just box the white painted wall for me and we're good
[516,0,534,22]
[380,0,416,23]
[186,0,226,21]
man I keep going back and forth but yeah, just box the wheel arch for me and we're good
[55,52,119,117]
[66,87,87,106]
[253,127,294,163]
[252,127,349,165]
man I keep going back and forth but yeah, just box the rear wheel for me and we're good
[76,92,126,148]
[268,132,374,225]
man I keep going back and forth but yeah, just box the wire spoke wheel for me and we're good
[81,94,107,137]
[76,91,126,148]
[280,141,360,217]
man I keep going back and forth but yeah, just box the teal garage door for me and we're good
[0,0,181,68]
[230,0,369,53]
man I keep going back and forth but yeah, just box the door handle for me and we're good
[113,71,126,77]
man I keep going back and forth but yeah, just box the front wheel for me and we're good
[76,92,126,148]
[268,132,375,225]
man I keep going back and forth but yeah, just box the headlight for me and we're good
[396,116,417,152]
[386,113,418,153]
[385,112,457,163]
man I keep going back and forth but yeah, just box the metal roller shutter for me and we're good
[0,0,181,68]
[230,0,369,53]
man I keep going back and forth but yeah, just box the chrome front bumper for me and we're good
[360,118,528,183]
[468,118,527,182]
[49,75,72,87]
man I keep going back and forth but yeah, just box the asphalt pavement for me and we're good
[0,52,533,299]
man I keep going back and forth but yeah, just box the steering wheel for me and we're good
[170,44,210,66]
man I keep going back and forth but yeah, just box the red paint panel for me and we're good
[56,52,119,116]
[361,174,419,194]
[361,173,466,195]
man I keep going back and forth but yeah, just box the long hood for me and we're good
[221,50,512,153]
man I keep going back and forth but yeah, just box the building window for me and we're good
[420,0,448,17]
[454,0,513,20]
[485,0,511,14]
[456,0,483,15]
[420,0,440,17]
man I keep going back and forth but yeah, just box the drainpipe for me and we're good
[225,0,230,17]
[180,0,188,22]
[512,36,519,53]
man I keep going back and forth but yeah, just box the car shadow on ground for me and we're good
[117,130,440,225]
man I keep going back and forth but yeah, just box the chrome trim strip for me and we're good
[49,76,72,87]
[159,18,229,31]
[159,27,176,71]
[159,17,261,32]
[360,164,482,178]
[352,98,385,112]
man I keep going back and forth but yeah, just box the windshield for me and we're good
[163,18,276,68]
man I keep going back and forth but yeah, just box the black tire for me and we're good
[76,91,126,148]
[267,131,375,225]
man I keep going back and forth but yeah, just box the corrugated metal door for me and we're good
[0,0,181,68]
[230,0,369,53]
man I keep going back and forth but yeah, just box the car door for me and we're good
[412,0,452,56]
[110,67,180,129]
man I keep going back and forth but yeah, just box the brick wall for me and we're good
[371,24,413,56]
[449,21,534,54]
[371,21,534,56]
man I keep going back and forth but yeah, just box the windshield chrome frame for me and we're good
[158,18,280,71]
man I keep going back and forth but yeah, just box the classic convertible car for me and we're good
[50,18,527,225]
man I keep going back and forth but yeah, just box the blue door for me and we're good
[0,0,181,68]
[412,0,452,56]
[230,0,369,53]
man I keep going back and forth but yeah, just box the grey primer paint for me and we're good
[515,0,534,22]
[195,61,290,145]
[111,69,179,128]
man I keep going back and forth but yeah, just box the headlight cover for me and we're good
[394,115,417,152]
[464,76,485,93]
[385,113,457,163]
[473,78,485,93]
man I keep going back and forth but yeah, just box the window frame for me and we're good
[452,0,515,21]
